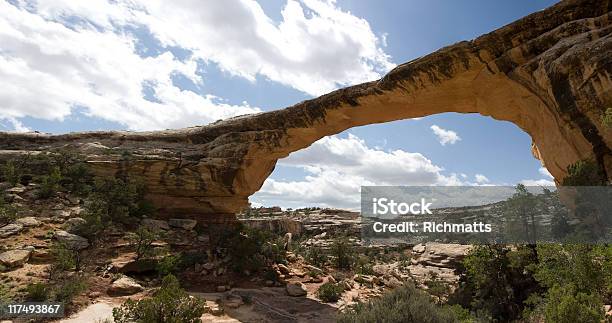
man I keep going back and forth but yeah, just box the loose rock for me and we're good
[286,282,307,297]
[108,277,144,296]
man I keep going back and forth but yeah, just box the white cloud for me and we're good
[251,133,465,209]
[520,179,555,186]
[135,0,394,96]
[430,125,461,146]
[474,174,489,184]
[538,167,553,179]
[0,1,260,131]
[0,0,393,130]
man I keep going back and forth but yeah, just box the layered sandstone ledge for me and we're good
[1,0,611,220]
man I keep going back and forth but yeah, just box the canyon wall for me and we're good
[1,0,610,221]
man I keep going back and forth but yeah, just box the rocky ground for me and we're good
[0,184,475,322]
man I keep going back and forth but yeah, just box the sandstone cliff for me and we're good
[1,0,611,220]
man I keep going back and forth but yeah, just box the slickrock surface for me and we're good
[1,0,610,221]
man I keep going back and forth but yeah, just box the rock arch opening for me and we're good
[250,113,555,210]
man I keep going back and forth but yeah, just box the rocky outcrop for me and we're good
[1,0,610,220]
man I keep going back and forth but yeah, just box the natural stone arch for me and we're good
[1,0,610,221]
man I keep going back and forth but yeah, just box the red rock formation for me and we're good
[1,0,610,220]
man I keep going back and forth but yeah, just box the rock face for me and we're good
[0,0,610,221]
[0,249,32,268]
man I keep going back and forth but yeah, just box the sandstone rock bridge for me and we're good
[1,0,611,222]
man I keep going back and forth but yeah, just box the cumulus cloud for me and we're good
[135,0,394,96]
[251,133,465,209]
[474,174,489,184]
[0,0,393,131]
[430,125,461,146]
[0,0,260,130]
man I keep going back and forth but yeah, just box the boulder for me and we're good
[53,230,89,250]
[141,219,170,231]
[0,249,32,268]
[286,282,307,297]
[108,277,144,296]
[15,217,41,227]
[414,243,470,268]
[0,223,23,238]
[64,217,87,233]
[168,218,197,230]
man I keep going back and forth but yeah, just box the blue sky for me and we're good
[0,0,557,209]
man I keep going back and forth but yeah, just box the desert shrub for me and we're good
[306,245,327,268]
[216,224,285,273]
[113,275,205,323]
[527,244,612,322]
[542,284,603,323]
[317,282,344,303]
[425,272,450,303]
[1,160,22,187]
[128,226,160,260]
[85,177,153,225]
[330,237,355,270]
[0,197,17,226]
[562,159,604,186]
[338,284,463,323]
[26,283,50,301]
[50,243,83,272]
[36,166,62,199]
[52,275,87,304]
[157,254,181,277]
[458,244,540,321]
[354,255,374,275]
[73,210,104,242]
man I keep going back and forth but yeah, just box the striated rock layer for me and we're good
[1,0,611,221]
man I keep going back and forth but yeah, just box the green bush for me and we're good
[562,159,604,186]
[50,243,83,272]
[26,283,50,301]
[157,254,181,277]
[129,226,160,260]
[36,166,62,199]
[459,244,539,321]
[0,197,17,226]
[306,245,327,268]
[113,275,205,323]
[317,282,344,303]
[543,284,604,323]
[338,284,464,323]
[52,275,87,304]
[330,237,355,270]
[1,160,22,187]
[216,224,286,273]
[425,272,450,303]
[85,177,152,225]
[354,255,374,275]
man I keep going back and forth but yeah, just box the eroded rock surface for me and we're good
[1,0,610,221]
